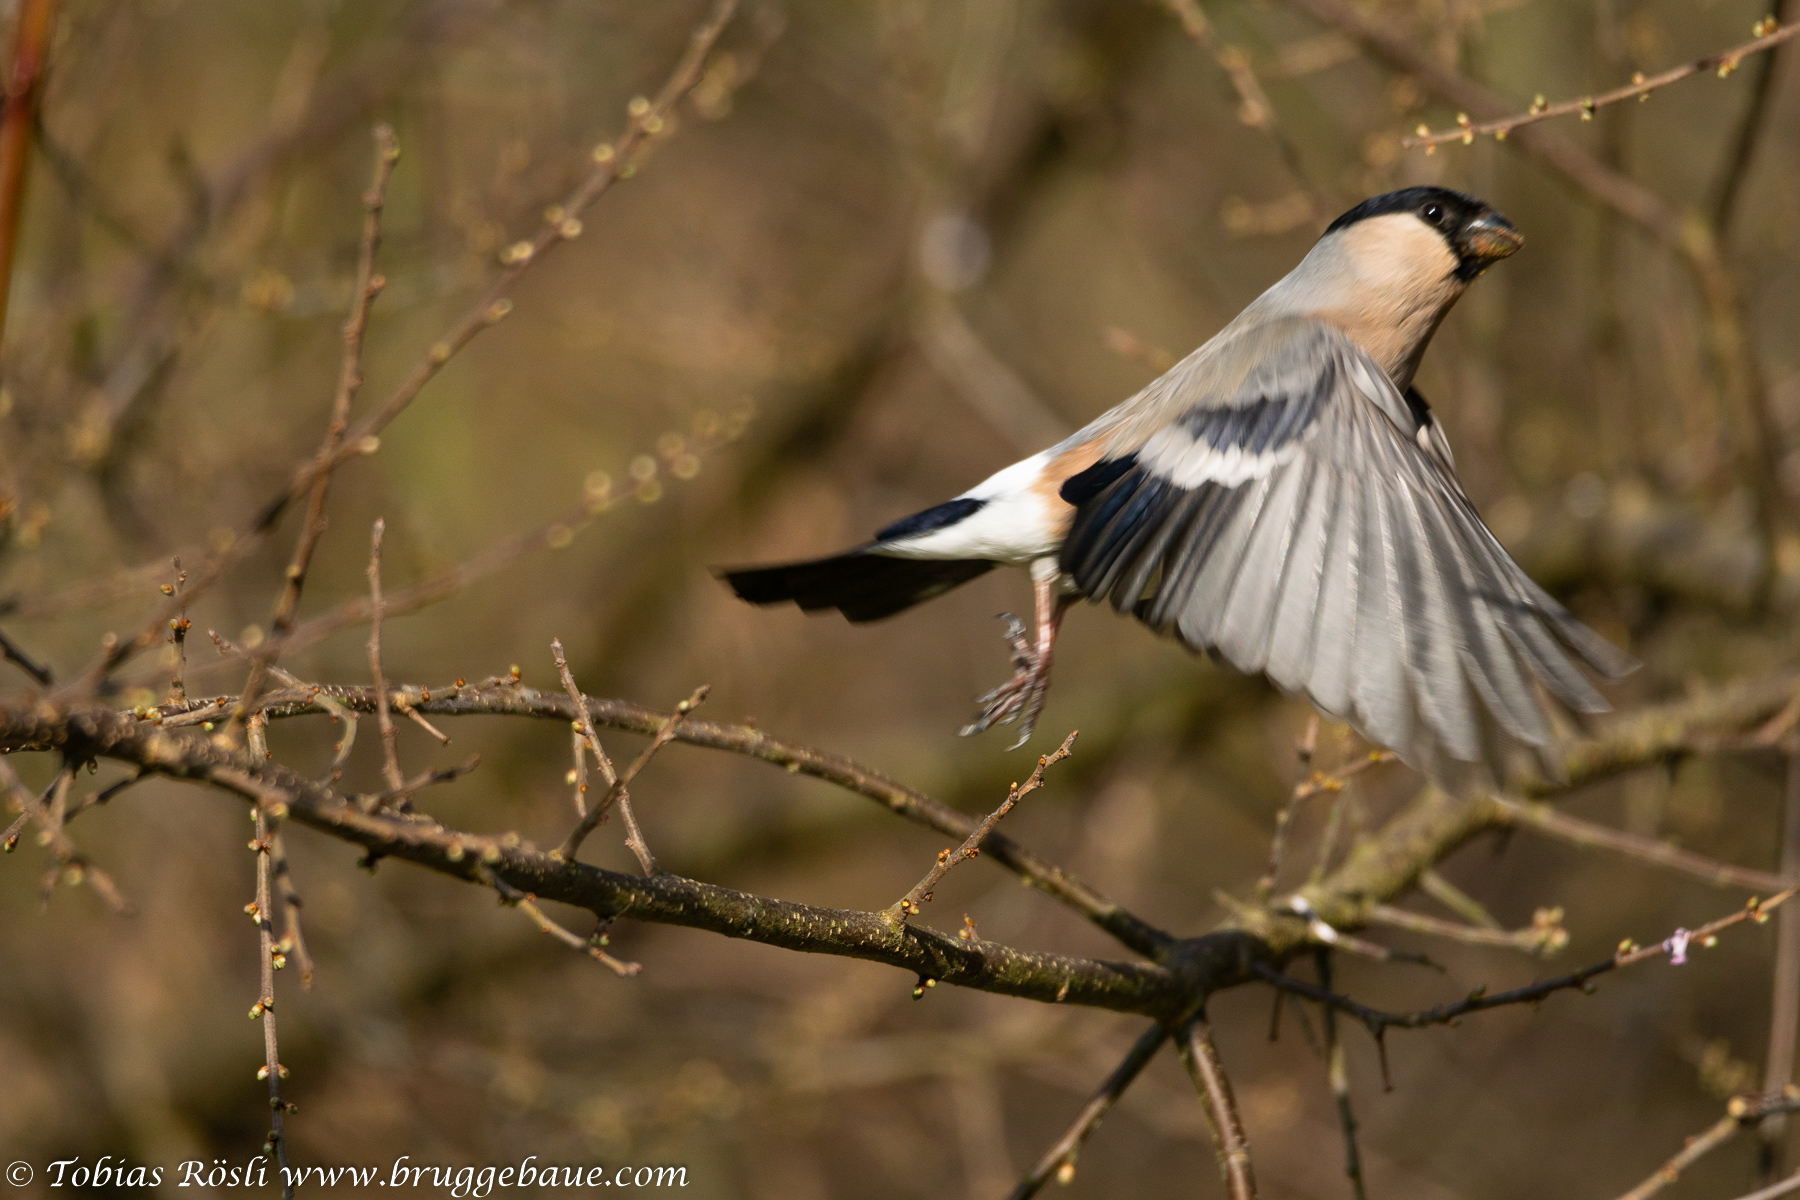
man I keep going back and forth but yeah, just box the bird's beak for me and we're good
[1458,211,1524,265]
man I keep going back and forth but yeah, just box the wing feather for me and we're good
[1058,317,1637,787]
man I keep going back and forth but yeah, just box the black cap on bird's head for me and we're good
[1326,186,1523,281]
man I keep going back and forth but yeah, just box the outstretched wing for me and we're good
[1059,317,1635,786]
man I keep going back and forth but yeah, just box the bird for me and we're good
[721,187,1636,788]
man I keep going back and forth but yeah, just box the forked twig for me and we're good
[888,730,1077,924]
[558,683,709,868]
[486,869,641,978]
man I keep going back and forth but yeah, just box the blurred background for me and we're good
[1,0,1799,1195]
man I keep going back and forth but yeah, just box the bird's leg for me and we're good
[961,558,1071,749]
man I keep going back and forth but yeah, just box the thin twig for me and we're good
[486,869,641,977]
[0,757,130,913]
[1257,714,1319,901]
[1256,885,1800,1048]
[1160,0,1329,217]
[1713,0,1795,235]
[1007,1024,1169,1198]
[1367,902,1568,957]
[552,638,619,819]
[268,832,314,989]
[558,685,709,868]
[1405,20,1800,148]
[357,757,480,812]
[164,559,188,703]
[245,715,295,1200]
[1317,951,1367,1200]
[239,124,399,720]
[1494,796,1791,893]
[888,731,1077,924]
[0,625,52,686]
[1177,1017,1258,1199]
[365,519,404,794]
[1615,1091,1800,1200]
[1418,868,1502,930]
[1729,1170,1800,1200]
[1761,751,1800,1174]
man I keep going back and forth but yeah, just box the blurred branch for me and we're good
[1714,2,1796,235]
[1404,19,1800,149]
[1615,1090,1800,1200]
[0,0,58,341]
[0,624,50,685]
[1761,752,1800,1174]
[364,520,404,795]
[237,125,399,720]
[1160,0,1331,218]
[1493,798,1791,894]
[61,0,742,695]
[1366,902,1567,957]
[1008,1023,1169,1199]
[1316,951,1366,1200]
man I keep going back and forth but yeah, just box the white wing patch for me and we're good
[1136,422,1307,489]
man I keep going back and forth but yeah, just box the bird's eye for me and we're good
[1422,203,1443,223]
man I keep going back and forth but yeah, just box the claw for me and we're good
[961,614,1052,745]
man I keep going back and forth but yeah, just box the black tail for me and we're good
[719,549,994,623]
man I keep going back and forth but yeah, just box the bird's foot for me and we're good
[960,613,1052,749]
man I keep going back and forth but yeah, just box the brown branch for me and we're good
[0,624,51,686]
[216,679,1168,957]
[365,520,404,794]
[0,756,130,913]
[888,731,1077,924]
[1316,951,1366,1200]
[1255,885,1800,1049]
[1257,714,1318,901]
[0,0,57,341]
[1494,797,1791,894]
[1713,2,1796,235]
[238,124,399,719]
[164,560,188,703]
[1177,1017,1257,1199]
[1366,902,1568,957]
[485,869,640,978]
[1160,0,1331,218]
[268,831,314,989]
[551,638,618,820]
[1615,1091,1800,1200]
[245,716,295,1198]
[1730,1170,1800,1200]
[1404,19,1800,148]
[1007,1024,1169,1198]
[1761,752,1800,1172]
[3,700,1192,1016]
[559,685,709,869]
